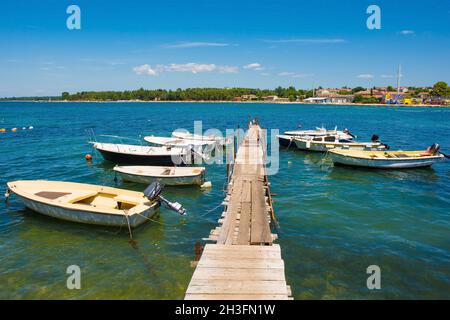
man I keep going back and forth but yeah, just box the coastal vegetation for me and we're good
[1,82,448,105]
[59,87,315,102]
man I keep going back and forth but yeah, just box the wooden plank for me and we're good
[186,280,289,295]
[191,267,286,281]
[241,179,252,203]
[203,244,281,253]
[216,179,243,244]
[250,179,272,245]
[197,258,284,269]
[201,249,281,260]
[236,202,251,245]
[185,294,289,300]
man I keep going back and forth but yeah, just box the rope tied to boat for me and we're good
[286,136,295,150]
[319,150,331,170]
[123,210,133,240]
[4,187,10,203]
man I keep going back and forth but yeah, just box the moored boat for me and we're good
[284,127,355,140]
[114,165,206,186]
[144,136,215,148]
[279,126,355,148]
[293,135,385,152]
[172,131,229,146]
[329,145,445,169]
[6,180,161,227]
[92,142,190,166]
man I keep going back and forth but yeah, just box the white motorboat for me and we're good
[91,142,190,166]
[114,165,206,186]
[279,126,355,147]
[284,127,355,140]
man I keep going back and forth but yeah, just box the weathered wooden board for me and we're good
[190,267,286,281]
[186,280,289,295]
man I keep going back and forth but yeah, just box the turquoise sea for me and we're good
[0,102,449,299]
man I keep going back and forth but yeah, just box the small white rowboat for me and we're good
[6,180,160,227]
[329,149,445,169]
[114,165,206,186]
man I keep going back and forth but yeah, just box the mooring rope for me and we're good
[134,210,185,227]
[124,210,133,240]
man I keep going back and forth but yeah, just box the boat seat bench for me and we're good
[113,195,141,206]
[66,191,100,203]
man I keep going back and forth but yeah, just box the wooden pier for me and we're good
[185,123,292,300]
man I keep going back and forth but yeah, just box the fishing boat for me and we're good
[144,136,216,148]
[92,142,190,166]
[5,180,161,227]
[114,165,206,186]
[278,127,355,147]
[293,135,385,152]
[329,144,446,169]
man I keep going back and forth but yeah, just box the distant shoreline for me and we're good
[0,100,448,108]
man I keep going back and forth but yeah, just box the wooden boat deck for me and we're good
[185,123,292,300]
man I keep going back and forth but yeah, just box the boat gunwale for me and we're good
[329,150,445,161]
[293,138,383,148]
[113,165,205,178]
[92,142,187,157]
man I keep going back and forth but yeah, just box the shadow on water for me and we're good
[328,164,439,183]
[8,207,175,279]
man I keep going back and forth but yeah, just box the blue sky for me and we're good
[1,0,449,96]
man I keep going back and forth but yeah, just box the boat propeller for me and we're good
[144,181,186,215]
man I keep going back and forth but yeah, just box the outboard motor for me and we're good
[144,181,186,215]
[428,143,440,155]
[343,128,356,139]
[371,134,380,143]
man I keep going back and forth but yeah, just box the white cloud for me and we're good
[164,42,231,48]
[278,72,312,78]
[166,63,216,73]
[133,63,238,75]
[357,74,374,79]
[399,30,415,35]
[265,38,346,44]
[132,64,158,76]
[278,72,295,76]
[217,65,239,73]
[244,63,263,70]
[380,74,395,78]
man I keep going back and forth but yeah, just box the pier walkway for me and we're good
[185,123,292,300]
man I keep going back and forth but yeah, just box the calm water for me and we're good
[0,102,449,299]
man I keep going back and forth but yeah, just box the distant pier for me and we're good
[185,122,292,300]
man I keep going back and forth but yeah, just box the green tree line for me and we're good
[61,87,315,101]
